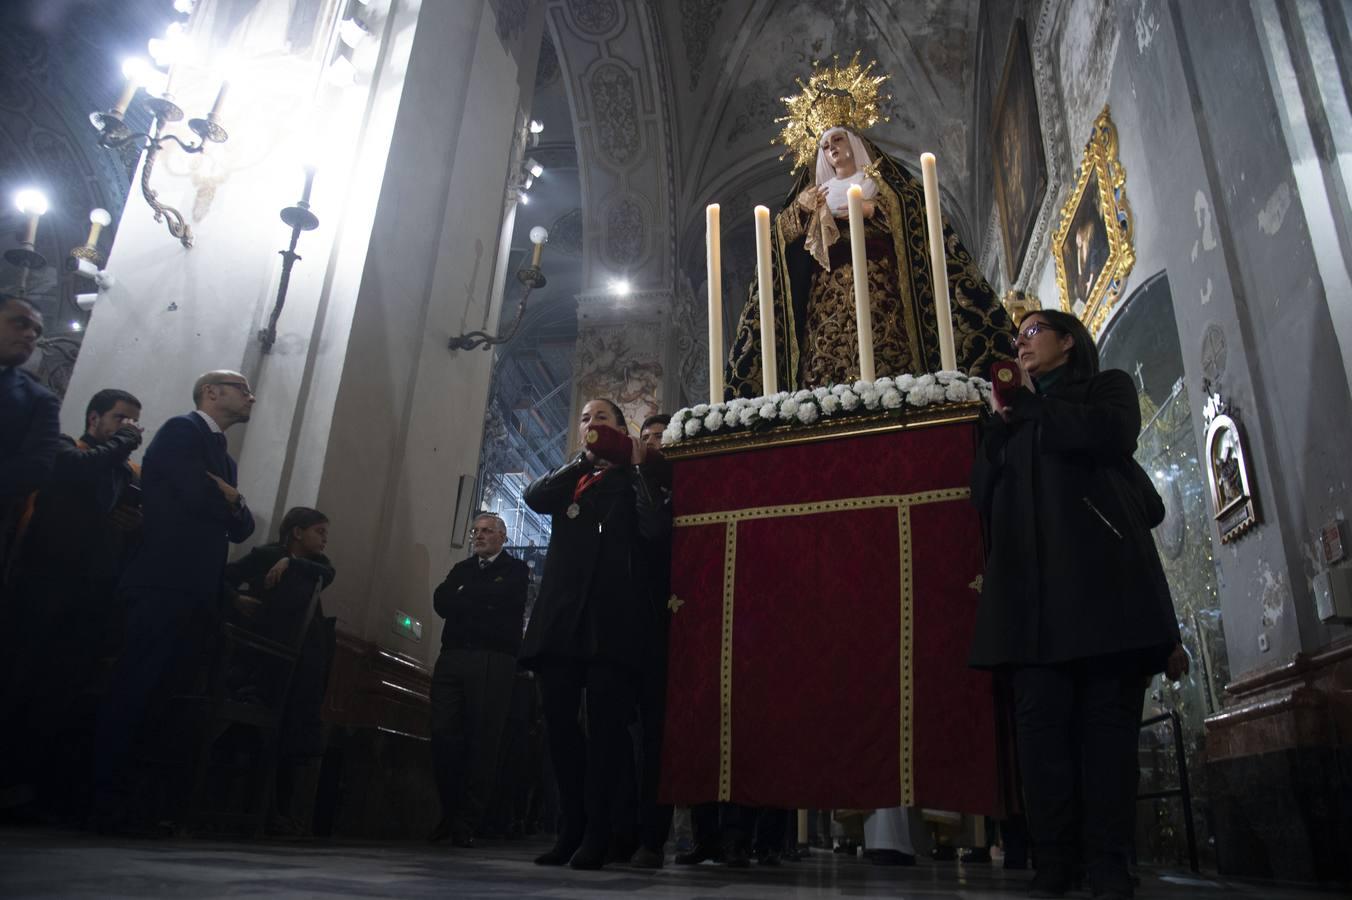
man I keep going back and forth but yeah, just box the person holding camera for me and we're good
[520,398,669,870]
[969,309,1186,900]
[0,388,144,816]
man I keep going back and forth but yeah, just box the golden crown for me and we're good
[775,53,891,172]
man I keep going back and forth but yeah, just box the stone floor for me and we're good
[0,830,1341,899]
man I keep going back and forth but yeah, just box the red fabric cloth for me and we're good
[660,420,999,814]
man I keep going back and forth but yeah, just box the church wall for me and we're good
[976,0,1352,678]
[62,0,544,671]
[973,0,1352,879]
[314,0,544,659]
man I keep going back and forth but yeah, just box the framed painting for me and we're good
[991,19,1048,284]
[1053,106,1135,335]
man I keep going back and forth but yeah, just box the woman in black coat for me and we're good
[969,309,1186,900]
[520,398,670,869]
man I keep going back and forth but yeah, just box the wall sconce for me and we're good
[67,208,116,310]
[89,57,230,248]
[5,189,49,295]
[258,167,320,352]
[447,226,547,352]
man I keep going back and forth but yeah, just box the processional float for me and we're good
[658,56,1016,816]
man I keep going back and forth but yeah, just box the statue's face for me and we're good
[821,130,856,177]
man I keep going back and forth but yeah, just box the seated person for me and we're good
[221,507,336,834]
[224,507,334,640]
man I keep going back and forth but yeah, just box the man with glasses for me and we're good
[92,370,257,831]
[427,512,530,847]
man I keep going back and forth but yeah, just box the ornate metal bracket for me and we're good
[258,202,320,353]
[90,97,229,249]
[447,265,546,352]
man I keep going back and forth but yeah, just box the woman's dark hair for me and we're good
[586,398,627,432]
[278,506,329,546]
[1018,308,1099,380]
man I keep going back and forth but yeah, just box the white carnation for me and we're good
[758,402,778,420]
[831,383,850,395]
[874,376,895,391]
[704,411,724,431]
[906,388,928,407]
[812,386,830,401]
[768,391,788,404]
[945,381,970,402]
[684,417,702,437]
[881,388,902,409]
[926,384,947,403]
[779,398,800,419]
[936,370,958,385]
[820,394,840,415]
[840,390,860,411]
[796,402,819,424]
[861,389,881,410]
[853,379,871,393]
[692,403,710,417]
[793,389,812,401]
[915,373,936,388]
[895,374,916,392]
[661,422,682,445]
[738,406,758,427]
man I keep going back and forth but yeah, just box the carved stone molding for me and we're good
[588,61,642,166]
[604,193,646,267]
[680,0,725,91]
[567,0,621,36]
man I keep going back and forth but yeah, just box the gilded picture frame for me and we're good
[1053,106,1135,336]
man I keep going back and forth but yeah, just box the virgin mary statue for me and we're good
[725,58,1016,398]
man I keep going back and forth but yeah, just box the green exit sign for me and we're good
[392,609,422,641]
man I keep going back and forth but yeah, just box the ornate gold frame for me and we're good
[1052,106,1135,336]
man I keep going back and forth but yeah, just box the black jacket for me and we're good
[518,454,670,673]
[968,368,1179,672]
[119,413,254,597]
[21,428,142,578]
[433,550,530,656]
[223,543,335,643]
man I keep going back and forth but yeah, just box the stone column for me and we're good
[63,0,545,669]
[570,289,671,446]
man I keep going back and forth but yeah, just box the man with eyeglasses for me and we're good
[92,370,257,832]
[427,512,530,847]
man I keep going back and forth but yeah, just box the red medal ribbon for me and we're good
[573,468,610,502]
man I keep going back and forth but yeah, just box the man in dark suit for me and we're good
[91,370,256,828]
[428,512,530,847]
[0,389,144,814]
[0,294,60,577]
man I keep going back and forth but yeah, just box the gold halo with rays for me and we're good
[774,52,891,172]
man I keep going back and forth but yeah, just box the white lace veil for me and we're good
[815,126,879,214]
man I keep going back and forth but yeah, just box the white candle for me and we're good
[706,204,725,405]
[754,205,778,396]
[111,79,138,117]
[920,152,957,372]
[846,184,876,383]
[209,80,230,119]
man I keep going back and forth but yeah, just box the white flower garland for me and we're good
[662,371,992,446]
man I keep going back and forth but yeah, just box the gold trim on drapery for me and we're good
[679,487,971,806]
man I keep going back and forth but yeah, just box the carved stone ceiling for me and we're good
[545,0,983,293]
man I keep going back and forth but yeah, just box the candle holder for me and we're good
[89,92,229,249]
[448,227,548,352]
[258,173,320,353]
[6,190,50,297]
